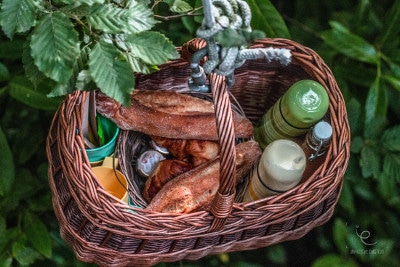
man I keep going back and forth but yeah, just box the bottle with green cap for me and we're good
[254,79,330,150]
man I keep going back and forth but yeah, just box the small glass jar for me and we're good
[302,120,333,161]
[136,150,165,177]
[299,121,333,181]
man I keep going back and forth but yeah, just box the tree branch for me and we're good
[154,7,203,21]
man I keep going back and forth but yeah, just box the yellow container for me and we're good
[92,157,128,204]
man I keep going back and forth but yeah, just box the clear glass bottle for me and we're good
[243,139,306,202]
[254,80,329,150]
[300,120,333,180]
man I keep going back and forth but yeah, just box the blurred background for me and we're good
[1,0,399,266]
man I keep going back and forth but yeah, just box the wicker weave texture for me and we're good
[46,38,350,267]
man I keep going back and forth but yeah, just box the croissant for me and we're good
[151,136,220,167]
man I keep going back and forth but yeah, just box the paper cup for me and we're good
[92,157,128,204]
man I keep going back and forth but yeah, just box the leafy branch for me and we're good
[0,0,199,105]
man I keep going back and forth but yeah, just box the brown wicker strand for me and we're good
[208,73,237,231]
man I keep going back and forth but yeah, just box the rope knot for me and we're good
[190,0,292,90]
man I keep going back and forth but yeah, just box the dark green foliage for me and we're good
[0,0,399,266]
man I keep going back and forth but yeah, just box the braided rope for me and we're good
[191,0,292,88]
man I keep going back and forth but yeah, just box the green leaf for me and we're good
[89,41,135,106]
[372,239,395,258]
[27,193,52,212]
[59,0,105,5]
[389,61,400,77]
[75,70,95,91]
[333,218,349,256]
[22,36,47,88]
[12,168,44,199]
[350,136,364,154]
[215,28,248,47]
[0,256,12,267]
[165,0,193,13]
[126,0,152,8]
[0,62,10,83]
[0,0,39,39]
[383,153,400,182]
[127,56,159,74]
[12,241,42,265]
[266,244,286,265]
[382,125,400,152]
[320,21,379,64]
[338,179,355,216]
[312,253,357,267]
[378,0,400,48]
[88,3,157,34]
[247,0,290,38]
[377,172,398,200]
[0,217,5,238]
[58,4,90,19]
[0,227,18,254]
[0,38,24,60]
[383,75,400,92]
[364,77,387,133]
[30,11,80,84]
[360,145,381,178]
[125,31,179,65]
[364,115,386,140]
[8,76,62,110]
[346,97,362,135]
[333,62,376,87]
[347,233,368,261]
[0,126,15,196]
[48,47,91,97]
[181,15,197,35]
[24,213,52,258]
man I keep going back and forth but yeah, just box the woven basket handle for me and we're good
[183,39,238,231]
[208,74,237,231]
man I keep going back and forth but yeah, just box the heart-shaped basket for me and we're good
[46,38,350,267]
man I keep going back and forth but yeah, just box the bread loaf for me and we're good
[142,159,192,202]
[145,140,262,213]
[95,90,254,140]
[146,158,220,213]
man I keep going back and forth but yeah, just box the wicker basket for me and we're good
[46,38,350,267]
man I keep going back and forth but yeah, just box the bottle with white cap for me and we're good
[243,139,306,202]
[300,120,333,180]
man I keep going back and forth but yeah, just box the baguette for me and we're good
[95,90,253,140]
[145,140,262,213]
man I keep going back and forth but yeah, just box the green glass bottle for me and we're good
[254,80,329,150]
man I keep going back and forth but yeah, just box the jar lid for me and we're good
[136,150,165,177]
[312,121,332,143]
[149,140,170,156]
